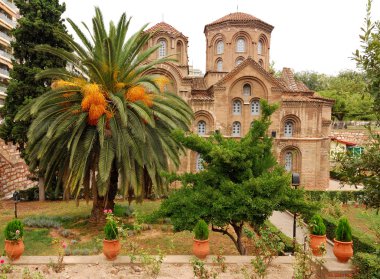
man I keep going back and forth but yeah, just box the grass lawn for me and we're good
[0,199,245,256]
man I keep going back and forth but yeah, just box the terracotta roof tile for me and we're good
[146,22,185,38]
[192,77,207,90]
[205,12,273,30]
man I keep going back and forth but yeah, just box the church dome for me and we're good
[146,22,186,39]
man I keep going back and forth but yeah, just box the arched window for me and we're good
[216,59,223,72]
[235,57,244,66]
[258,41,263,55]
[284,121,293,137]
[251,100,260,115]
[158,39,167,58]
[259,59,264,67]
[243,84,251,96]
[232,100,241,115]
[232,121,241,136]
[216,40,224,54]
[197,121,206,135]
[285,152,292,172]
[176,41,183,64]
[196,154,204,171]
[236,38,246,53]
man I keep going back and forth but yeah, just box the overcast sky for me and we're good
[60,0,380,76]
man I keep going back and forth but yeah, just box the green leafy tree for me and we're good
[354,0,380,121]
[158,102,315,255]
[0,0,70,152]
[16,8,193,222]
[294,71,329,91]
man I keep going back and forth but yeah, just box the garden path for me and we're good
[269,211,334,257]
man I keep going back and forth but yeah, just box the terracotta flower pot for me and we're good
[309,234,327,256]
[193,238,209,259]
[103,239,121,260]
[5,239,24,261]
[333,238,353,263]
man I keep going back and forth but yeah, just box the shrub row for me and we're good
[305,190,365,204]
[352,252,380,279]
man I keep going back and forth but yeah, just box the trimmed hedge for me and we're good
[352,252,380,279]
[305,190,365,204]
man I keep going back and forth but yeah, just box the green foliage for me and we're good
[0,0,70,154]
[353,0,380,120]
[4,219,24,241]
[352,252,380,279]
[113,204,134,218]
[23,216,62,228]
[158,101,316,254]
[104,220,118,240]
[335,217,352,242]
[309,214,326,235]
[193,220,209,240]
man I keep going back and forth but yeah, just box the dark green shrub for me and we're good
[4,219,24,240]
[352,252,380,279]
[193,220,209,240]
[335,217,352,242]
[104,220,118,240]
[113,204,134,218]
[309,214,326,235]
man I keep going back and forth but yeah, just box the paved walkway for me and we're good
[269,211,334,257]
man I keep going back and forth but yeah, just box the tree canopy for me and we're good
[158,101,316,255]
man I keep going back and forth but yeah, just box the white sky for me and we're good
[60,0,380,75]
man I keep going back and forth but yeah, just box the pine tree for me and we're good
[0,0,70,153]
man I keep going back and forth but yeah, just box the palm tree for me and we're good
[16,8,193,222]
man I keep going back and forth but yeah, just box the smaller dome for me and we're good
[146,22,186,38]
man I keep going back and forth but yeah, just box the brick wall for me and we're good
[330,130,380,146]
[0,139,36,199]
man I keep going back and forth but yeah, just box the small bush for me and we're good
[23,216,62,229]
[352,252,380,279]
[335,217,352,242]
[309,214,326,235]
[193,220,209,240]
[113,204,134,218]
[104,220,118,240]
[4,219,24,241]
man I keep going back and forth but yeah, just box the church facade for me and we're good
[145,12,333,190]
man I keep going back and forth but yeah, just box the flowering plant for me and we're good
[4,219,24,241]
[104,209,119,240]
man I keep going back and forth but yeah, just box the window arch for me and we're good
[158,39,167,58]
[235,57,244,66]
[258,59,264,67]
[196,154,204,171]
[216,59,223,72]
[284,121,293,137]
[216,40,224,54]
[251,100,260,115]
[284,152,292,172]
[258,40,263,55]
[243,84,251,96]
[232,100,242,115]
[232,121,241,136]
[176,41,183,64]
[236,38,246,52]
[197,121,206,135]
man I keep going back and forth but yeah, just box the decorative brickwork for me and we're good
[0,139,36,199]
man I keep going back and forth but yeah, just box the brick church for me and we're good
[145,12,334,190]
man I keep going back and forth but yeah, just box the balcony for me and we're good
[0,49,12,61]
[3,0,18,12]
[0,31,12,43]
[0,13,16,28]
[0,68,9,78]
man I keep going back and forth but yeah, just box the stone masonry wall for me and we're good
[330,130,380,146]
[0,139,36,199]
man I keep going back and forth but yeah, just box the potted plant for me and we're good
[4,219,24,261]
[309,214,327,256]
[193,219,209,259]
[103,209,121,260]
[333,217,353,263]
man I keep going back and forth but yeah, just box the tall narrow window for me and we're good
[158,39,167,58]
[216,41,224,54]
[196,154,204,171]
[251,100,260,115]
[284,121,293,137]
[285,152,292,171]
[243,84,251,96]
[258,41,263,55]
[235,57,244,66]
[198,121,206,135]
[236,38,246,52]
[232,121,241,136]
[232,100,241,115]
[216,59,223,72]
[176,41,183,64]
